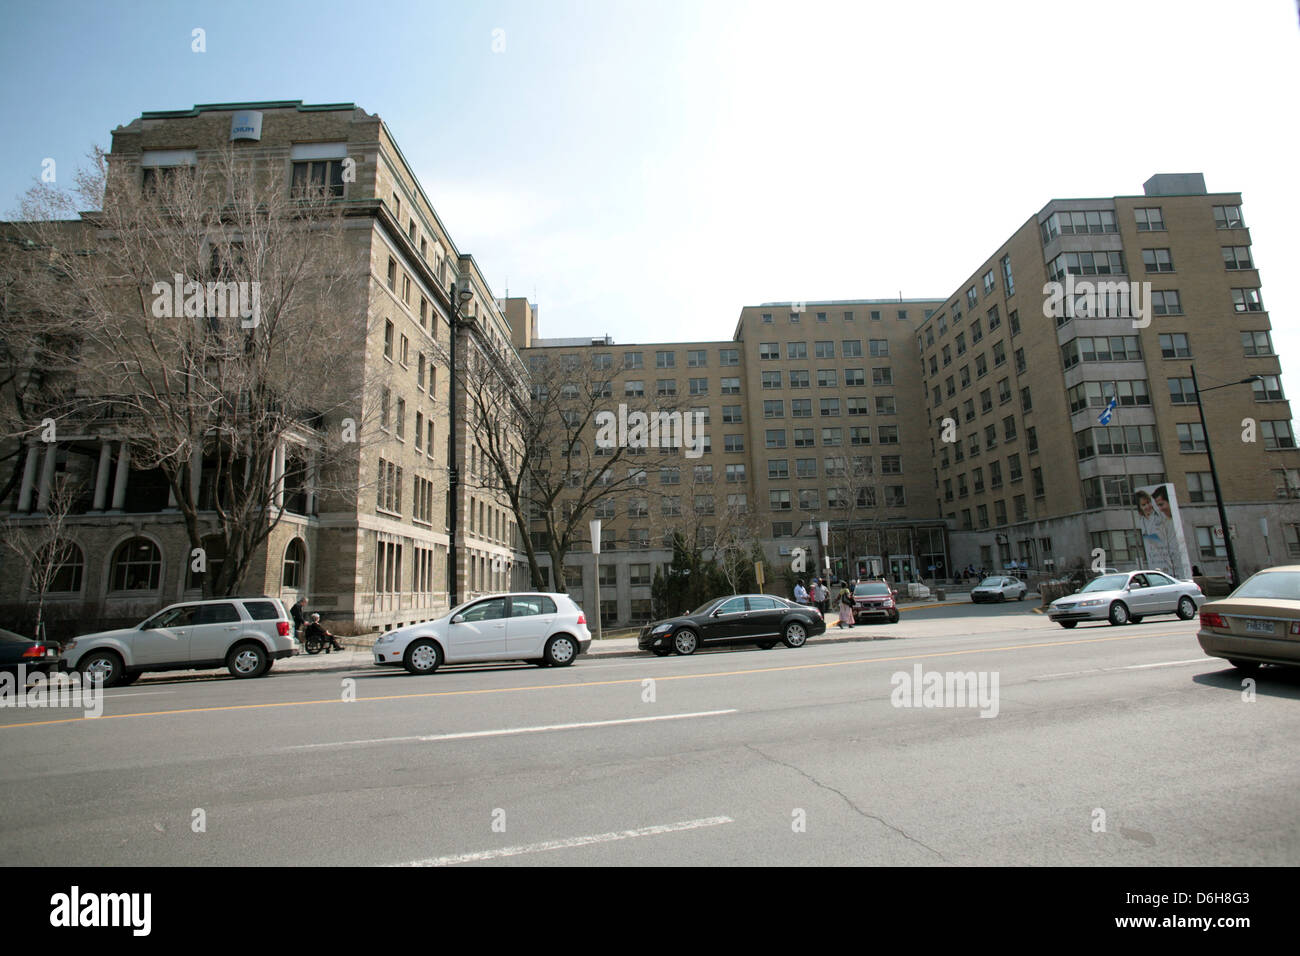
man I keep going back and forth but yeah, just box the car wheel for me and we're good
[673,629,699,656]
[227,642,269,679]
[1018,591,1025,601]
[1228,659,1261,674]
[999,592,1007,603]
[404,639,442,675]
[1176,596,1197,620]
[544,634,578,667]
[1108,602,1129,626]
[1129,615,1144,624]
[756,640,777,650]
[888,612,899,624]
[782,622,807,648]
[78,650,124,688]
[1059,621,1077,629]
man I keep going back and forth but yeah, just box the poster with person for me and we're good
[1134,483,1192,580]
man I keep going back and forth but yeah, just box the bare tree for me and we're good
[4,147,375,595]
[464,347,684,590]
[2,473,83,640]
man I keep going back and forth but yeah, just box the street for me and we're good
[2,602,1297,866]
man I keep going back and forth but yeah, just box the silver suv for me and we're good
[63,597,298,686]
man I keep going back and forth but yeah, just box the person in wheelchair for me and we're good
[303,613,344,653]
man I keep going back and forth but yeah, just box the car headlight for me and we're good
[651,623,672,634]
[1076,599,1103,607]
[377,632,398,644]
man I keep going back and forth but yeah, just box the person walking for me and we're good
[815,579,830,615]
[290,597,306,641]
[793,580,809,604]
[836,581,855,629]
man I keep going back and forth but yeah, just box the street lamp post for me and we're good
[1190,367,1262,588]
[446,281,475,608]
[590,518,603,642]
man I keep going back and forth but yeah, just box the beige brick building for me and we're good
[2,101,527,637]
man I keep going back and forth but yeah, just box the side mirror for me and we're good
[451,614,465,624]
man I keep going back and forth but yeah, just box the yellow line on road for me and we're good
[0,629,1181,730]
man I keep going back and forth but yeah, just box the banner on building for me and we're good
[1134,483,1193,580]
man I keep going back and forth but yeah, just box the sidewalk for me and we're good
[135,589,1035,683]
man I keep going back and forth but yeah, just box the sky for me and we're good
[2,0,1298,409]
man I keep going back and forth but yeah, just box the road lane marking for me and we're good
[284,709,738,751]
[396,816,734,866]
[1123,657,1214,669]
[1034,657,1215,680]
[0,630,1191,730]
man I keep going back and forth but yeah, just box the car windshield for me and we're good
[0,628,33,643]
[1081,574,1129,592]
[854,583,889,596]
[1230,571,1300,601]
[690,600,721,616]
[978,577,1004,587]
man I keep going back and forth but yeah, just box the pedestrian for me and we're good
[815,579,830,615]
[290,597,306,641]
[793,580,809,604]
[836,581,855,629]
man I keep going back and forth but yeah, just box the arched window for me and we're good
[35,541,85,594]
[110,537,162,592]
[282,538,306,589]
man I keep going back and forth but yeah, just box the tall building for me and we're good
[2,101,526,636]
[516,173,1300,623]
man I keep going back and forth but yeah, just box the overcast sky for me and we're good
[3,0,1298,410]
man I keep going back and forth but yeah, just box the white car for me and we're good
[970,576,1028,603]
[1048,570,1204,628]
[63,597,297,686]
[373,592,592,675]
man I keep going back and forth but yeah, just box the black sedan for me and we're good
[0,628,63,675]
[638,594,826,656]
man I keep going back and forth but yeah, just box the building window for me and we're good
[290,159,345,198]
[282,538,307,588]
[110,538,162,592]
[1142,248,1175,273]
[1134,207,1165,231]
[1231,288,1264,312]
[1213,204,1244,229]
[1159,333,1191,358]
[1222,246,1254,270]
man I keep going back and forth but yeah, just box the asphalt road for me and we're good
[3,602,1298,866]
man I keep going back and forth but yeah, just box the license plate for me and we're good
[1245,619,1275,634]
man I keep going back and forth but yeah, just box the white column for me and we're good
[110,442,130,511]
[306,456,318,515]
[273,442,286,510]
[189,445,203,505]
[35,442,57,512]
[17,445,40,512]
[92,441,113,511]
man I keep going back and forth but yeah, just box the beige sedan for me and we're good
[1197,566,1300,673]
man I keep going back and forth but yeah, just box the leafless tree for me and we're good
[3,146,377,596]
[464,347,685,590]
[1,472,83,640]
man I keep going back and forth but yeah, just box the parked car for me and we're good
[851,580,899,624]
[638,594,825,655]
[374,592,591,675]
[971,576,1028,603]
[62,597,296,686]
[1047,570,1203,628]
[1197,565,1300,673]
[0,627,62,676]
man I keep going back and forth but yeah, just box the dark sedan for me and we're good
[0,628,63,676]
[638,594,826,656]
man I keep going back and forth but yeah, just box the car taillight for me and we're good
[22,645,47,658]
[1200,612,1226,629]
[278,621,291,636]
[577,613,586,626]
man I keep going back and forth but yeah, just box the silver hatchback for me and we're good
[1048,570,1204,628]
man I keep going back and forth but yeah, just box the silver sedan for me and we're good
[1048,570,1205,628]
